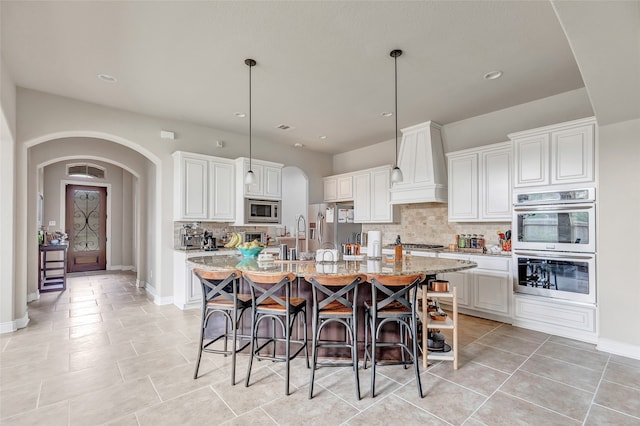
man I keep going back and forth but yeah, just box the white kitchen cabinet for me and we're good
[481,146,513,219]
[551,124,594,185]
[208,160,235,221]
[510,117,595,188]
[439,271,471,308]
[513,294,596,343]
[173,251,205,310]
[447,142,511,222]
[437,252,512,322]
[235,157,283,200]
[174,152,209,221]
[173,151,235,222]
[173,250,239,310]
[472,271,510,315]
[353,165,395,223]
[323,173,353,202]
[448,153,478,221]
[353,173,371,222]
[513,133,549,187]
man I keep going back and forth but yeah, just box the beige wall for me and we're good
[42,159,136,270]
[597,118,640,354]
[0,56,23,330]
[332,88,593,174]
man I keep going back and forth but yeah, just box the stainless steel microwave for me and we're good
[245,198,281,224]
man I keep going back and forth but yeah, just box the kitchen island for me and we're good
[187,254,477,360]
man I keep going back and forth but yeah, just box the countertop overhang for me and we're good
[187,254,477,277]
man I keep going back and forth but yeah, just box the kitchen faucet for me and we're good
[295,214,307,255]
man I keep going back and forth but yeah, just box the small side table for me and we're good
[39,244,68,292]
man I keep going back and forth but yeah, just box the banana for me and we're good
[231,232,241,248]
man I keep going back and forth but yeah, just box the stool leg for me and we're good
[224,315,229,355]
[302,306,309,369]
[400,321,407,369]
[363,309,369,369]
[245,307,256,388]
[308,311,319,399]
[371,315,377,398]
[193,309,206,379]
[285,310,291,396]
[230,306,237,385]
[351,315,361,400]
[411,317,423,398]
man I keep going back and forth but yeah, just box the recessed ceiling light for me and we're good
[97,73,117,83]
[483,70,503,80]
[381,112,393,117]
[319,135,327,140]
[294,143,304,148]
[234,112,246,118]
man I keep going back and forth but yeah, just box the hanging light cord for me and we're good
[248,60,252,171]
[394,52,398,167]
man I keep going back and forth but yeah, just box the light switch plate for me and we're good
[48,220,56,226]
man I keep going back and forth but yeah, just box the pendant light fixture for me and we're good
[245,58,257,185]
[390,49,403,184]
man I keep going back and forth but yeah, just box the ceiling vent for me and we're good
[67,163,106,179]
[275,124,294,131]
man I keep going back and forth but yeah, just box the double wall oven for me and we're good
[513,188,596,304]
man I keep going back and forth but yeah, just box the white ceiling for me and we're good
[1,1,586,154]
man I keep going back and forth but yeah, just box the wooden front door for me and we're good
[65,185,107,272]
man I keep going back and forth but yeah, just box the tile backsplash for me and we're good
[174,222,281,248]
[174,203,511,249]
[361,203,511,248]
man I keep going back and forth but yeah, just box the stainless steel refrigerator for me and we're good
[308,203,362,252]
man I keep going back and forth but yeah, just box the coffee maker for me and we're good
[201,231,217,251]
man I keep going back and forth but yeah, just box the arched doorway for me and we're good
[24,133,162,302]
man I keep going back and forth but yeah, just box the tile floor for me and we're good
[1,271,639,425]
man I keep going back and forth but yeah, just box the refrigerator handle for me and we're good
[317,211,324,244]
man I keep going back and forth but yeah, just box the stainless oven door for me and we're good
[513,203,595,253]
[513,250,596,304]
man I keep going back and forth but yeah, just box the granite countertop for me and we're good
[187,254,477,277]
[174,247,279,254]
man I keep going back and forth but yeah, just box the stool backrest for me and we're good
[306,274,366,311]
[242,272,297,310]
[367,273,426,313]
[194,268,242,305]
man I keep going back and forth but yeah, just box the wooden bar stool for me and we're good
[243,271,309,396]
[193,269,251,385]
[306,273,366,400]
[363,273,426,398]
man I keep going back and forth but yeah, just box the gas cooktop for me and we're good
[400,243,445,250]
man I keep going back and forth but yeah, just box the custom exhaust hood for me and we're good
[389,121,448,204]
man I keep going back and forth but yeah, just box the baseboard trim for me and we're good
[107,265,135,271]
[27,291,39,302]
[143,281,173,306]
[598,338,640,360]
[0,312,30,334]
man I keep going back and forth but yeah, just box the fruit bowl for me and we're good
[237,246,264,258]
